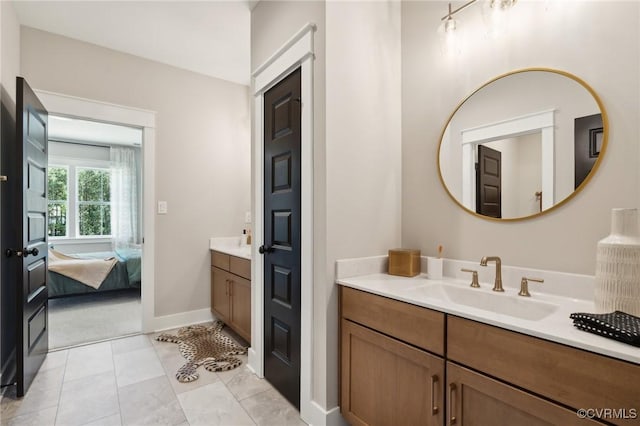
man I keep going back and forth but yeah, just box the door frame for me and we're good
[251,23,315,423]
[33,89,156,333]
[460,109,555,212]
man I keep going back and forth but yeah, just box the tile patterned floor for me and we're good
[0,328,306,426]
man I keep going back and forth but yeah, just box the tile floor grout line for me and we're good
[150,332,191,424]
[109,339,125,426]
[237,385,273,402]
[49,331,144,353]
[222,375,258,426]
[53,347,71,425]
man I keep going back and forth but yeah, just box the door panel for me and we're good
[263,68,301,408]
[27,259,46,295]
[477,144,502,218]
[16,77,49,396]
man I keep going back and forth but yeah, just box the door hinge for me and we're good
[0,175,7,182]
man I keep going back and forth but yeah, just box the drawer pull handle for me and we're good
[431,375,439,415]
[449,383,457,425]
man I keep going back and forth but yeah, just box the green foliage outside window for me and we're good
[47,167,68,237]
[77,168,111,236]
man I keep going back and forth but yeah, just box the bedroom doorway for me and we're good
[46,115,144,349]
[34,90,157,351]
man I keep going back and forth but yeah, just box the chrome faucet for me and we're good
[480,256,504,292]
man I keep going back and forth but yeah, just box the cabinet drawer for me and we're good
[229,256,251,280]
[211,251,230,270]
[341,287,444,355]
[448,316,640,425]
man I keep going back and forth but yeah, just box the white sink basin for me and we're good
[403,283,558,321]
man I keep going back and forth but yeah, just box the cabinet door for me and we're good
[446,362,603,426]
[341,319,444,426]
[211,267,230,321]
[230,276,251,342]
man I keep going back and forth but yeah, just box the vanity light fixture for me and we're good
[440,0,517,33]
[489,0,517,11]
[440,0,476,33]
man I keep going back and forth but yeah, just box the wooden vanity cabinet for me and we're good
[340,287,445,426]
[340,286,640,426]
[210,250,251,342]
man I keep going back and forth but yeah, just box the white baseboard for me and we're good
[150,308,214,332]
[303,401,347,426]
[247,348,262,378]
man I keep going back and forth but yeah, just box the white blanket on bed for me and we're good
[48,249,117,289]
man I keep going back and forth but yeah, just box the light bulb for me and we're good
[444,16,457,33]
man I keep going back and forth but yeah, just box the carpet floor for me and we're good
[48,289,142,349]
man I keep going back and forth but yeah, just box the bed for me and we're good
[47,248,142,298]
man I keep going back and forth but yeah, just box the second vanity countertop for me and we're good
[209,237,251,260]
[337,271,640,365]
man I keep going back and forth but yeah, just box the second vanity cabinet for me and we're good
[211,250,251,342]
[341,287,445,426]
[340,286,639,426]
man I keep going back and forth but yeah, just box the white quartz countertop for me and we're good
[337,273,640,365]
[209,237,251,260]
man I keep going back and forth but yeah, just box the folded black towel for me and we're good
[570,311,640,347]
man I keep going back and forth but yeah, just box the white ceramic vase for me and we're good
[594,208,640,315]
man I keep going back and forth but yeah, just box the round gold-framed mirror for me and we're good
[437,68,608,221]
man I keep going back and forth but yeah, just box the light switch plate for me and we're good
[158,201,168,214]
[245,211,251,223]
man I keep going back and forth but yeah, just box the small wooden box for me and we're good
[388,249,421,277]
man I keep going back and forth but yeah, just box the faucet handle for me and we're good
[518,277,544,297]
[461,268,480,288]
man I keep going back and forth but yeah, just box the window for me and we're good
[47,165,112,239]
[47,166,68,237]
[77,168,111,236]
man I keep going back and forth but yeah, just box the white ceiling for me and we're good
[13,1,252,86]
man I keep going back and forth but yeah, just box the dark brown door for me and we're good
[476,144,502,218]
[261,68,301,408]
[5,78,49,397]
[574,113,603,189]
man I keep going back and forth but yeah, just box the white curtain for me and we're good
[110,146,140,251]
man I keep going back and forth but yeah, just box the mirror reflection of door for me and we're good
[478,133,543,218]
[574,113,603,189]
[476,144,502,218]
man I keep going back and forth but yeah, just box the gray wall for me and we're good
[21,27,251,318]
[401,1,639,274]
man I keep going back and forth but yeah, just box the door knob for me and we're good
[258,245,275,254]
[5,248,22,258]
[5,248,38,258]
[23,248,39,257]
